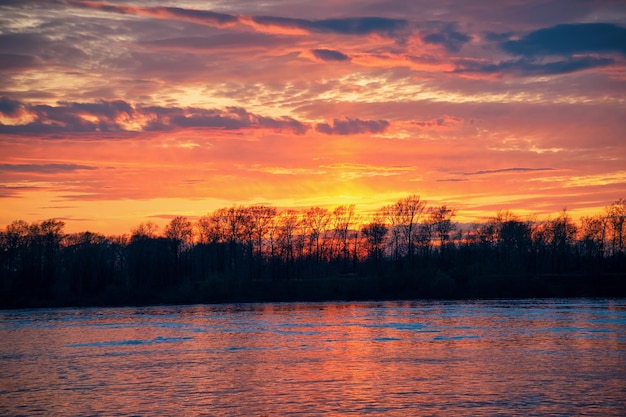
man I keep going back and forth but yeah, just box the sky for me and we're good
[1,0,625,235]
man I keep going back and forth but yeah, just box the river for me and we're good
[1,299,625,416]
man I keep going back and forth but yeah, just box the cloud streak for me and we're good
[501,23,626,57]
[464,167,555,176]
[63,0,238,27]
[311,49,350,62]
[454,56,615,76]
[315,118,390,135]
[0,163,97,173]
[421,27,472,52]
[249,15,408,37]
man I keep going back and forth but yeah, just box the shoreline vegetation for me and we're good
[1,195,625,309]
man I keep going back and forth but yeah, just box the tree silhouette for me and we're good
[361,217,388,273]
[606,199,625,257]
[1,196,625,308]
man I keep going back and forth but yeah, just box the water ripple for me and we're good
[1,299,625,416]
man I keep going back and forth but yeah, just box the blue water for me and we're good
[1,299,625,416]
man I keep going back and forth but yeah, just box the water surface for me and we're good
[1,299,625,416]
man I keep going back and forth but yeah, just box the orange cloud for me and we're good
[1,1,625,235]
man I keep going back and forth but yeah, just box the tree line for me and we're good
[1,196,625,308]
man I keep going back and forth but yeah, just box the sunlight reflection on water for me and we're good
[1,299,625,416]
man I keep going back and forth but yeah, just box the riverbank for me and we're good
[3,271,625,309]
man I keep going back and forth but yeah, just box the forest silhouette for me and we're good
[1,195,625,309]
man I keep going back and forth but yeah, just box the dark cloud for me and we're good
[168,108,252,130]
[157,7,238,26]
[0,99,135,133]
[414,115,463,128]
[61,1,238,27]
[312,17,407,35]
[256,115,309,135]
[0,54,40,71]
[525,57,614,75]
[0,163,97,173]
[0,97,309,135]
[484,31,514,42]
[0,121,94,134]
[315,118,389,135]
[422,29,471,52]
[501,23,626,57]
[0,33,46,53]
[0,96,23,116]
[168,113,246,130]
[252,16,407,36]
[249,15,308,30]
[464,167,554,176]
[0,32,88,67]
[144,105,309,134]
[311,49,350,62]
[454,56,614,76]
[140,105,183,116]
[66,1,405,38]
[58,99,134,120]
[0,97,389,135]
[142,33,289,51]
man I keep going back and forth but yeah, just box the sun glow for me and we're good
[1,0,624,236]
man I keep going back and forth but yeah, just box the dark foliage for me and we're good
[1,198,625,309]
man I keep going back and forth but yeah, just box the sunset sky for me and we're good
[1,0,625,234]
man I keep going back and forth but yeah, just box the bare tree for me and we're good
[164,216,193,245]
[303,207,331,262]
[606,198,626,256]
[536,209,578,272]
[276,209,300,264]
[130,221,159,240]
[331,204,355,265]
[382,195,426,262]
[580,215,607,258]
[426,205,457,257]
[246,204,277,257]
[361,216,388,266]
